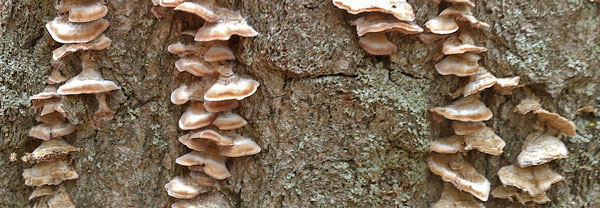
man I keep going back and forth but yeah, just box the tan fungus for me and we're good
[165,176,204,199]
[497,164,564,196]
[29,186,54,200]
[179,134,214,152]
[31,86,60,100]
[194,9,258,42]
[175,151,231,180]
[57,54,120,95]
[188,128,235,146]
[515,96,541,115]
[45,16,110,43]
[175,56,217,77]
[442,32,487,55]
[46,186,76,208]
[430,96,493,122]
[533,109,577,136]
[94,93,116,121]
[179,102,218,130]
[174,0,218,22]
[190,170,216,187]
[425,15,459,35]
[463,126,506,155]
[432,183,485,208]
[167,42,206,57]
[204,41,236,62]
[517,132,568,167]
[48,69,67,85]
[212,111,248,130]
[428,153,491,201]
[358,32,397,55]
[204,74,260,101]
[159,0,186,7]
[23,160,79,186]
[68,3,108,23]
[332,0,415,21]
[429,135,465,154]
[52,34,111,61]
[203,100,239,113]
[29,121,76,141]
[439,4,489,29]
[435,53,480,77]
[575,106,597,115]
[22,138,80,163]
[170,78,215,105]
[40,99,66,118]
[352,13,423,36]
[452,121,485,135]
[491,186,550,205]
[219,136,261,157]
[493,76,521,95]
[462,67,497,97]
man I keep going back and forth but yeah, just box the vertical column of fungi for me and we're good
[422,0,521,206]
[154,1,261,207]
[332,0,423,55]
[489,91,575,205]
[23,1,120,207]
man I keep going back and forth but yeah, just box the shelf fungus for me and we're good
[435,53,481,77]
[188,128,235,146]
[351,13,423,36]
[517,132,568,167]
[203,75,260,101]
[174,1,219,22]
[176,151,231,180]
[29,118,76,141]
[451,121,484,135]
[45,16,110,44]
[57,55,120,95]
[164,175,211,199]
[31,86,60,100]
[442,32,487,55]
[358,32,397,56]
[22,139,80,163]
[211,111,248,130]
[194,9,259,42]
[462,68,497,97]
[491,186,551,205]
[439,4,489,29]
[463,126,506,155]
[167,42,206,57]
[204,41,236,62]
[429,135,465,154]
[203,100,239,113]
[52,34,111,61]
[425,15,459,35]
[170,79,215,105]
[171,192,230,208]
[497,164,564,196]
[23,160,79,186]
[430,96,493,122]
[179,134,214,152]
[56,0,108,23]
[219,136,261,157]
[175,56,217,77]
[332,0,415,22]
[432,183,485,208]
[515,96,542,115]
[533,109,577,136]
[493,76,521,95]
[179,102,218,130]
[428,153,490,201]
[29,185,54,200]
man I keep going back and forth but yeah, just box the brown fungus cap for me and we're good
[497,164,564,196]
[45,16,109,43]
[175,56,217,77]
[204,41,236,62]
[515,96,541,115]
[174,0,218,22]
[194,9,258,42]
[167,42,206,57]
[517,132,568,167]
[23,160,79,186]
[22,138,80,163]
[179,102,218,130]
[171,192,231,208]
[164,176,207,199]
[425,15,459,35]
[430,96,493,122]
[452,121,484,135]
[203,100,239,113]
[462,68,497,97]
[68,3,108,23]
[190,171,216,187]
[429,135,465,154]
[332,0,415,22]
[432,183,485,208]
[188,128,235,146]
[170,78,215,105]
[204,74,260,101]
[428,153,490,201]
[351,13,423,36]
[57,54,120,95]
[219,136,261,157]
[533,108,577,136]
[159,0,186,7]
[179,134,214,152]
[175,151,231,180]
[358,32,397,56]
[439,4,489,29]
[31,86,60,100]
[40,99,66,118]
[491,186,551,205]
[212,111,248,130]
[28,186,54,200]
[463,126,506,155]
[442,32,487,55]
[435,53,481,77]
[493,76,521,95]
[29,121,76,141]
[52,34,111,61]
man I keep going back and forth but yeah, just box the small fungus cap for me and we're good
[463,68,497,97]
[442,32,487,55]
[164,176,202,199]
[188,128,235,146]
[497,165,564,196]
[439,4,489,29]
[204,41,236,62]
[28,186,54,200]
[175,56,217,77]
[451,121,484,135]
[46,187,76,208]
[435,53,480,77]
[167,42,206,57]
[179,102,218,130]
[429,135,465,154]
[515,96,541,115]
[194,9,258,42]
[45,16,110,44]
[491,186,551,205]
[68,3,108,23]
[175,151,231,180]
[178,134,214,152]
[425,15,459,35]
[219,136,261,157]
[432,183,485,208]
[22,138,80,163]
[174,0,218,22]
[22,160,79,186]
[52,34,111,61]
[430,96,493,122]
[463,126,506,155]
[352,13,423,36]
[204,75,260,101]
[57,54,120,95]
[493,76,521,95]
[31,86,60,100]
[203,100,239,113]
[358,32,397,56]
[533,109,577,136]
[171,78,215,105]
[212,111,248,130]
[428,153,491,201]
[332,0,415,22]
[517,132,568,167]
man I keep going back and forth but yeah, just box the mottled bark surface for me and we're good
[1,0,599,207]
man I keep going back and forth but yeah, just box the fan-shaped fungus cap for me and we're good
[332,0,415,22]
[212,111,248,130]
[179,134,214,152]
[464,126,506,155]
[23,160,79,186]
[190,170,216,187]
[439,4,489,29]
[167,42,206,57]
[428,153,491,201]
[164,176,204,199]
[188,128,234,146]
[463,68,497,97]
[31,86,60,100]
[491,186,550,205]
[515,96,541,115]
[493,76,521,95]
[39,99,66,118]
[55,0,108,23]
[179,102,218,130]
[358,32,397,56]
[171,77,216,105]
[175,56,217,77]
[22,138,80,163]
[159,0,186,7]
[432,183,485,208]
[204,41,236,62]
[29,186,54,200]
[497,165,564,196]
[57,54,120,95]
[174,0,218,22]
[29,121,76,141]
[203,100,239,113]
[219,136,261,157]
[45,16,110,43]
[429,135,465,154]
[442,32,487,55]
[425,16,459,35]
[46,187,76,208]
[533,109,576,136]
[430,96,493,122]
[351,13,423,36]
[194,9,258,42]
[435,53,480,77]
[175,151,230,180]
[452,121,484,135]
[171,192,231,208]
[204,74,260,101]
[52,34,111,61]
[517,132,568,167]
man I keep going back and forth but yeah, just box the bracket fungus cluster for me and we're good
[332,0,423,55]
[154,1,261,207]
[490,93,574,205]
[426,0,522,205]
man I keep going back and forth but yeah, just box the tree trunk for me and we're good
[1,0,598,207]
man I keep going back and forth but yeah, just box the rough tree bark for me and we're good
[0,0,598,207]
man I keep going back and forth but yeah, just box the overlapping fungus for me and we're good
[23,160,79,186]
[352,13,423,36]
[429,135,465,154]
[491,186,550,205]
[462,67,497,97]
[22,139,80,163]
[517,132,568,167]
[435,53,480,77]
[204,74,260,101]
[497,164,564,196]
[425,15,459,35]
[194,8,258,42]
[439,4,489,29]
[451,120,484,135]
[533,108,577,136]
[463,126,506,155]
[430,96,493,122]
[176,151,231,180]
[442,32,487,55]
[46,16,110,43]
[432,183,485,208]
[332,0,415,21]
[179,102,218,130]
[428,153,491,201]
[358,32,398,55]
